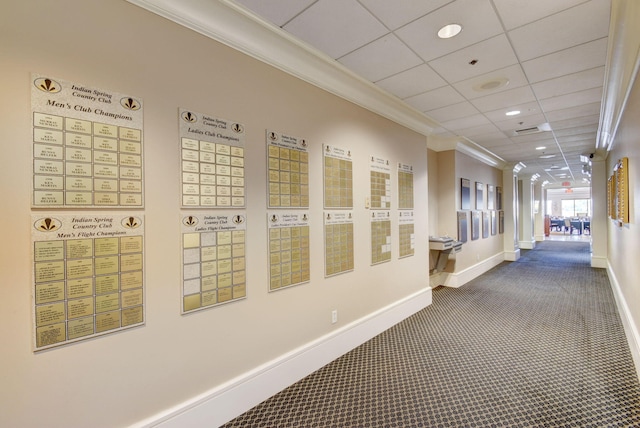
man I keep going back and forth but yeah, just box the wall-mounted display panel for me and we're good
[475,181,484,210]
[398,211,415,258]
[461,178,471,210]
[370,155,391,209]
[471,210,480,240]
[31,213,144,351]
[397,163,414,210]
[487,185,495,210]
[496,186,503,210]
[324,211,354,277]
[267,130,309,208]
[499,210,505,234]
[181,212,247,313]
[491,211,497,235]
[482,211,489,238]
[267,211,310,291]
[323,145,353,209]
[31,74,143,208]
[613,157,629,224]
[457,211,468,243]
[179,109,245,208]
[371,211,392,265]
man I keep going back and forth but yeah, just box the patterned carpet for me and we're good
[222,241,640,427]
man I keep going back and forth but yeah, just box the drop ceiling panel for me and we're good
[508,0,610,61]
[404,86,465,112]
[338,34,423,82]
[233,0,316,26]
[452,64,529,100]
[549,114,601,130]
[531,66,605,99]
[544,103,601,122]
[426,101,479,122]
[439,113,491,131]
[539,87,603,112]
[375,64,447,99]
[428,34,519,83]
[359,0,454,30]
[470,85,537,112]
[454,123,502,138]
[492,0,588,31]
[283,0,388,58]
[482,101,541,122]
[395,0,504,63]
[554,124,599,137]
[522,38,608,83]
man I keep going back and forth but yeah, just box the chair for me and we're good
[564,218,571,234]
[583,221,590,235]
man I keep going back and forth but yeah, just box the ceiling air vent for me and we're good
[512,122,551,136]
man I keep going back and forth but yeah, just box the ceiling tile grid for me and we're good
[232,0,611,185]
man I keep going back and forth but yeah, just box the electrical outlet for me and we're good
[331,310,338,324]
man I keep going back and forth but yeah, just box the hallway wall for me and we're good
[607,74,640,368]
[0,1,431,427]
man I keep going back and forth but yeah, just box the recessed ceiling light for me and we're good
[506,110,521,116]
[535,146,547,150]
[539,154,556,159]
[438,23,462,39]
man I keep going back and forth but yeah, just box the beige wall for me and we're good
[0,1,430,427]
[607,75,640,349]
[426,149,504,279]
[454,152,504,271]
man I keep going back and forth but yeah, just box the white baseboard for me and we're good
[591,255,607,268]
[504,249,520,261]
[519,240,535,250]
[606,262,640,381]
[442,253,504,288]
[131,288,432,428]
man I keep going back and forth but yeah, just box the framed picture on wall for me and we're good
[461,178,471,210]
[471,210,480,240]
[482,211,489,238]
[457,211,468,243]
[496,186,503,210]
[499,210,504,234]
[475,181,483,210]
[487,184,495,210]
[491,210,497,235]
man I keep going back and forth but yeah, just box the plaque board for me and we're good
[181,212,247,313]
[31,213,145,351]
[457,211,468,243]
[491,211,497,235]
[476,181,484,210]
[461,178,471,210]
[397,163,414,210]
[371,211,392,265]
[370,155,391,209]
[267,211,310,291]
[323,145,353,209]
[31,74,143,208]
[471,210,480,240]
[482,211,489,238]
[266,130,309,208]
[324,211,354,277]
[398,211,415,258]
[179,109,245,208]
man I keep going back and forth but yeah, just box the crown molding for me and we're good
[598,0,640,152]
[126,0,439,137]
[428,135,506,169]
